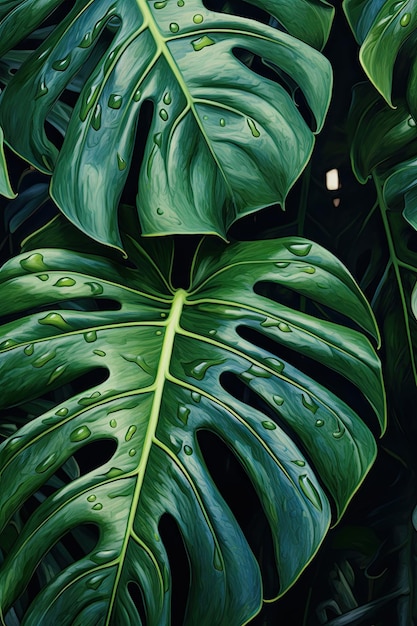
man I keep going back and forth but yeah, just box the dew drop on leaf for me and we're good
[38,312,72,331]
[247,118,260,137]
[84,331,97,343]
[20,253,48,272]
[117,153,127,170]
[273,395,284,406]
[302,394,319,414]
[177,0,184,5]
[262,421,277,430]
[92,104,102,131]
[193,14,204,23]
[87,494,97,502]
[292,460,306,467]
[184,445,193,455]
[163,92,172,105]
[154,0,167,7]
[55,407,68,417]
[191,35,215,51]
[332,424,346,439]
[169,22,180,33]
[109,419,117,428]
[219,118,226,127]
[92,503,103,510]
[79,32,92,48]
[183,358,225,380]
[191,391,201,403]
[315,419,325,427]
[159,108,168,121]
[70,425,92,442]
[36,453,57,474]
[87,573,107,590]
[54,277,76,287]
[278,322,291,333]
[94,349,106,357]
[92,549,119,564]
[133,87,142,102]
[242,365,271,380]
[301,266,316,274]
[129,448,137,456]
[265,358,285,373]
[213,546,223,571]
[400,12,411,26]
[275,261,290,268]
[178,405,190,424]
[37,274,49,281]
[78,391,101,406]
[35,79,48,100]
[108,94,123,109]
[106,467,124,478]
[6,437,21,452]
[125,425,137,441]
[47,365,66,385]
[52,55,71,71]
[0,339,17,350]
[208,329,216,335]
[85,281,104,295]
[408,116,416,127]
[285,242,312,257]
[298,474,322,510]
[33,351,56,368]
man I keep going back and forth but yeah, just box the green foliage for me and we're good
[0,234,384,625]
[0,0,332,250]
[0,127,15,199]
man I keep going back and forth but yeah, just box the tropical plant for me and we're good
[1,0,417,624]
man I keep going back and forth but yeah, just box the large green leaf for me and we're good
[0,236,384,624]
[343,0,416,105]
[0,0,332,249]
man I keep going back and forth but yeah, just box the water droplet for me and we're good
[401,12,411,26]
[121,354,153,374]
[129,448,137,457]
[47,365,66,385]
[80,84,100,121]
[92,503,103,510]
[275,262,290,268]
[292,460,306,467]
[108,94,123,109]
[5,436,21,452]
[265,358,285,373]
[160,312,167,318]
[110,419,117,428]
[38,274,49,281]
[193,14,204,23]
[169,22,180,33]
[52,55,71,71]
[408,116,416,127]
[85,281,104,295]
[54,277,76,287]
[242,365,271,380]
[178,405,190,424]
[302,394,319,414]
[177,0,184,5]
[92,104,102,131]
[78,391,101,406]
[262,421,277,430]
[84,331,97,343]
[94,349,106,357]
[79,32,92,48]
[154,0,167,7]
[159,108,168,121]
[70,425,91,442]
[156,208,164,217]
[273,395,284,406]
[183,358,225,380]
[169,435,182,452]
[154,132,163,147]
[208,329,216,335]
[87,573,107,590]
[0,339,17,350]
[87,494,97,502]
[125,425,137,441]
[278,322,292,333]
[219,118,226,127]
[301,266,316,274]
[299,474,322,511]
[33,351,56,368]
[117,153,127,170]
[247,118,260,137]
[203,115,208,120]
[332,424,346,439]
[106,467,124,478]
[156,330,162,336]
[20,253,48,272]
[163,92,172,105]
[213,546,223,571]
[285,242,312,257]
[315,419,325,427]
[133,87,142,102]
[92,549,118,564]
[191,391,201,403]
[35,79,48,100]
[184,445,193,455]
[38,312,72,331]
[36,453,57,473]
[55,407,68,417]
[191,35,215,51]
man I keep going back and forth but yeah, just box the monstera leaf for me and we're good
[0,236,384,624]
[343,0,416,105]
[0,127,15,199]
[0,0,333,249]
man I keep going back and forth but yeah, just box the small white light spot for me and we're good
[326,168,340,191]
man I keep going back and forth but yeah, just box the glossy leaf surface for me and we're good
[0,236,384,624]
[0,0,332,249]
[0,127,15,199]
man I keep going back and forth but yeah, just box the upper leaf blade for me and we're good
[0,0,332,248]
[0,127,15,199]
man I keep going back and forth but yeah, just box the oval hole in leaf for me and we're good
[72,438,117,476]
[197,429,280,598]
[127,581,147,625]
[158,514,190,625]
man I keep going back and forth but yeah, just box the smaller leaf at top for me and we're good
[0,127,15,199]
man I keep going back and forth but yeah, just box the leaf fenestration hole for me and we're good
[197,429,280,598]
[128,581,147,625]
[158,514,190,625]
